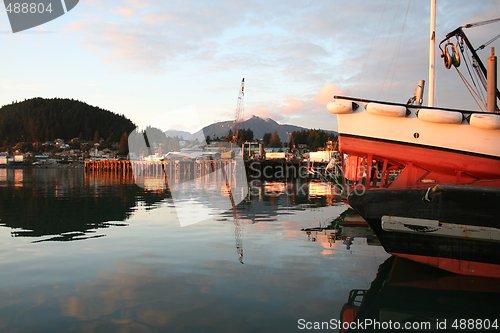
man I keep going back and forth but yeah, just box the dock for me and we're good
[84,159,239,179]
[83,159,331,180]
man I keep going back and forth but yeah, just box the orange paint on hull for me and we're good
[392,253,500,279]
[339,135,500,182]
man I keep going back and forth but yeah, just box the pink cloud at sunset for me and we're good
[282,97,304,113]
[314,83,344,105]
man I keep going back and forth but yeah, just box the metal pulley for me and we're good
[442,42,461,69]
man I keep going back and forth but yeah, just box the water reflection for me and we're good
[0,169,340,243]
[0,257,354,333]
[222,180,341,224]
[1,169,495,332]
[342,256,500,332]
[0,169,167,241]
[0,169,388,332]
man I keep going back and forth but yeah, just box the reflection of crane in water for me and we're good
[225,181,244,264]
[225,78,245,264]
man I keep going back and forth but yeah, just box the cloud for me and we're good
[70,1,499,88]
[58,0,499,131]
[282,97,304,113]
[69,1,248,71]
[314,84,344,105]
[115,7,135,18]
[249,105,285,123]
[242,83,343,131]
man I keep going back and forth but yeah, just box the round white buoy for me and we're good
[366,103,407,117]
[417,109,463,124]
[470,113,500,130]
[327,100,355,114]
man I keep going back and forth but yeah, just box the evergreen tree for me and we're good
[118,132,129,155]
[268,131,282,148]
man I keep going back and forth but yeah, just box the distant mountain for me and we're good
[192,116,309,142]
[164,129,193,140]
[0,98,135,145]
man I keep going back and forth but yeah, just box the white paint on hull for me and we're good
[333,99,500,158]
[381,215,500,242]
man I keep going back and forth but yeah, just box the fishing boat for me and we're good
[327,3,500,278]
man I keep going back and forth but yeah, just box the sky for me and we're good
[0,0,499,133]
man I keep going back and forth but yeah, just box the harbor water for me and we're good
[0,168,498,332]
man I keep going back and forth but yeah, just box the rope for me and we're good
[464,17,500,28]
[466,48,486,102]
[460,40,486,104]
[475,33,500,51]
[454,68,486,111]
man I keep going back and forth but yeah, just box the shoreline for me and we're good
[0,163,84,169]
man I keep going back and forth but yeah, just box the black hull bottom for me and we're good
[348,185,500,277]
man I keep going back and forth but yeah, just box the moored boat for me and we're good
[327,6,500,277]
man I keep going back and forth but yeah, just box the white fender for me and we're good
[366,103,407,117]
[327,100,355,114]
[417,109,463,124]
[470,113,500,130]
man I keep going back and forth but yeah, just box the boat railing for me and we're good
[333,95,495,115]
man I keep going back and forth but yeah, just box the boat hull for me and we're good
[348,186,500,278]
[340,134,500,188]
[333,98,500,159]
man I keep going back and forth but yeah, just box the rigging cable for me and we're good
[379,0,411,97]
[475,33,500,51]
[455,68,486,112]
[444,16,500,110]
[458,37,487,106]
[465,46,486,102]
[464,17,500,28]
[363,0,389,99]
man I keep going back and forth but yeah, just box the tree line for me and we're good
[206,128,254,145]
[289,129,336,151]
[0,98,136,148]
[209,128,336,151]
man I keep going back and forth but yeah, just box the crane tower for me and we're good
[232,78,245,144]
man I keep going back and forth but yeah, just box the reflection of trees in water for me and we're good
[0,169,168,241]
[0,169,338,241]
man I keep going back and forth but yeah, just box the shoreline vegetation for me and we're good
[1,98,338,168]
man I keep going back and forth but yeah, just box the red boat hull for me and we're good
[340,134,500,188]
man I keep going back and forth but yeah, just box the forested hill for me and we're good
[0,98,136,145]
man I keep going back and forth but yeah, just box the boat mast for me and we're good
[428,0,436,107]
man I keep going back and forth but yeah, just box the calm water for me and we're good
[0,168,498,332]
